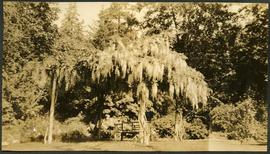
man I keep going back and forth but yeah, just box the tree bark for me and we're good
[209,116,212,134]
[44,127,48,144]
[47,74,57,144]
[117,13,120,35]
[174,103,184,141]
[138,100,150,145]
[97,96,104,140]
[97,112,102,140]
[171,9,181,44]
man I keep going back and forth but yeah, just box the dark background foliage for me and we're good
[2,2,268,144]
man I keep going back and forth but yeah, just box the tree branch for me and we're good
[210,96,224,104]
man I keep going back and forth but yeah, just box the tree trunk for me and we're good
[174,105,184,141]
[44,127,48,144]
[209,116,212,134]
[138,100,150,145]
[117,13,120,34]
[97,112,102,140]
[171,9,181,44]
[47,75,57,144]
[97,97,104,140]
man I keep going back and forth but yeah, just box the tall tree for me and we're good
[44,3,93,144]
[91,3,139,50]
[139,3,267,105]
[173,3,241,103]
[57,3,91,58]
[3,2,58,73]
[230,4,268,102]
[3,2,59,123]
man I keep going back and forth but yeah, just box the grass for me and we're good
[2,131,267,151]
[2,138,267,151]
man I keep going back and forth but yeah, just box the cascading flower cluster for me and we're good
[82,34,210,109]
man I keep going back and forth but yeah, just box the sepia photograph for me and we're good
[2,1,268,152]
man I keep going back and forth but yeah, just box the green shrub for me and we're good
[250,121,267,144]
[60,116,91,142]
[255,104,268,122]
[227,125,251,142]
[2,98,16,125]
[2,124,22,144]
[2,116,50,143]
[152,114,209,139]
[210,103,236,131]
[2,114,92,144]
[20,116,49,142]
[210,98,266,143]
[152,114,175,138]
[61,130,89,142]
[184,119,209,139]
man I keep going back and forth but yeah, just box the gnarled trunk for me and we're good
[138,100,150,145]
[174,106,184,141]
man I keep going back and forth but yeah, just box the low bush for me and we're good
[184,119,209,139]
[250,121,267,144]
[210,103,236,132]
[3,114,92,144]
[210,98,267,143]
[61,130,89,142]
[152,114,209,139]
[152,114,175,138]
[59,115,91,142]
[20,116,50,142]
[2,116,50,144]
[2,124,22,145]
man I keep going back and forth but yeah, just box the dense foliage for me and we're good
[2,2,268,145]
[210,98,267,143]
[3,2,59,124]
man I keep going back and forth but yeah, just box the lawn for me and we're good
[2,138,267,151]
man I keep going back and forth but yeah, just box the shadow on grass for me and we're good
[60,131,125,143]
[247,143,267,146]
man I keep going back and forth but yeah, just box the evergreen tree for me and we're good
[41,3,94,144]
[3,2,59,123]
[231,4,268,102]
[91,3,139,50]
